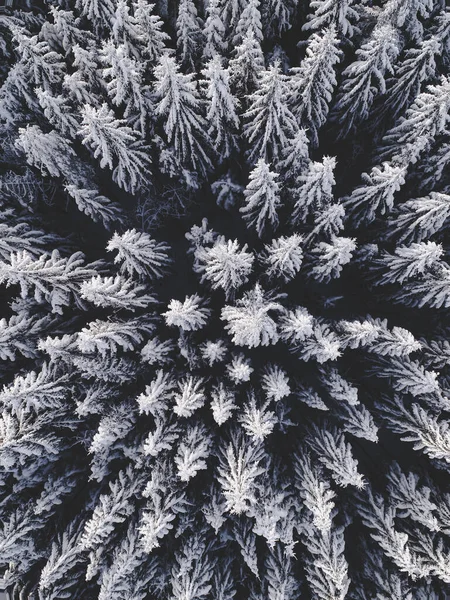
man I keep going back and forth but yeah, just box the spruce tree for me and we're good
[1,1,450,599]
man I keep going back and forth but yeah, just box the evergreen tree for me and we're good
[12,27,66,90]
[79,104,150,192]
[16,126,76,179]
[372,37,439,128]
[76,0,115,26]
[203,0,226,59]
[36,88,80,139]
[244,61,298,163]
[133,0,169,62]
[376,76,450,165]
[241,159,281,237]
[292,155,336,224]
[228,28,265,96]
[0,250,99,314]
[343,162,407,225]
[289,27,342,147]
[233,0,263,46]
[100,40,148,131]
[303,0,359,37]
[176,0,203,69]
[262,0,295,37]
[1,0,450,597]
[332,24,401,136]
[153,54,212,175]
[107,229,171,279]
[202,56,240,161]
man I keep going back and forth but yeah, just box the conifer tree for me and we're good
[376,76,450,165]
[303,0,359,37]
[262,0,295,37]
[290,27,342,147]
[244,61,298,163]
[16,126,76,179]
[133,0,169,62]
[12,27,66,90]
[100,40,148,131]
[332,24,401,136]
[241,159,281,237]
[372,37,439,128]
[153,54,212,175]
[79,104,150,192]
[233,0,263,46]
[176,0,203,69]
[202,56,240,160]
[36,88,80,139]
[228,29,265,96]
[1,0,450,598]
[292,155,336,224]
[203,0,226,59]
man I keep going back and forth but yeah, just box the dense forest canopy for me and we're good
[0,0,450,598]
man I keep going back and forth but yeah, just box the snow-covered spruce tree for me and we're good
[1,1,450,599]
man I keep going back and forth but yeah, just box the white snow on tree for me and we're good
[153,54,212,175]
[1,1,450,598]
[290,26,342,147]
[241,159,281,237]
[262,234,303,282]
[217,433,266,514]
[221,284,283,347]
[244,61,298,163]
[79,103,150,192]
[163,295,210,331]
[194,236,254,297]
[202,56,240,161]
